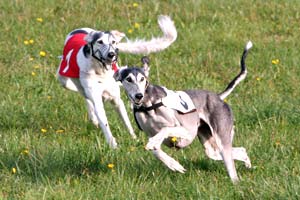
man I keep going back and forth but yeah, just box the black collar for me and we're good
[133,102,164,131]
[133,102,163,113]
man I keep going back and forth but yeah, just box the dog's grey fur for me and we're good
[114,41,253,182]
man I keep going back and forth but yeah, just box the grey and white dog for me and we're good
[114,41,253,182]
[57,16,177,148]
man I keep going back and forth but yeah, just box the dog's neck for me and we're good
[135,84,167,111]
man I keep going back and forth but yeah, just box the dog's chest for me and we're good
[135,107,179,137]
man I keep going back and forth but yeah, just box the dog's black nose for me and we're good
[107,52,115,58]
[135,93,143,100]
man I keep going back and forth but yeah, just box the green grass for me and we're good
[1,0,300,199]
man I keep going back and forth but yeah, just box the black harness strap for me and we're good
[133,102,164,131]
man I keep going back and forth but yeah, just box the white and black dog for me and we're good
[57,15,177,148]
[114,41,253,182]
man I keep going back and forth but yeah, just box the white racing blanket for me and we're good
[161,87,196,113]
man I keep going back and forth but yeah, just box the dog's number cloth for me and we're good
[58,33,87,78]
[162,88,196,113]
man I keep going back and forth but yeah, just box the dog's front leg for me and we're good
[145,126,194,151]
[112,96,136,139]
[82,80,117,148]
[152,149,186,173]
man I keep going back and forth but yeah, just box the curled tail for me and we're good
[117,15,177,54]
[219,41,253,100]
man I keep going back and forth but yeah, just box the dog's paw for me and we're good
[245,159,252,168]
[109,137,118,149]
[130,133,137,140]
[166,158,186,173]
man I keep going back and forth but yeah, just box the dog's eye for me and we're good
[97,40,103,44]
[140,77,145,82]
[112,40,116,44]
[126,77,133,83]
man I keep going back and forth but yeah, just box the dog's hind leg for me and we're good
[57,75,99,126]
[198,122,239,183]
[57,75,83,93]
[232,147,252,168]
[221,145,239,183]
[230,129,251,168]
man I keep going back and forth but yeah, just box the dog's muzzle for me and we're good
[131,93,144,106]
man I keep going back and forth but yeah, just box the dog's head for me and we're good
[84,30,125,65]
[114,57,150,106]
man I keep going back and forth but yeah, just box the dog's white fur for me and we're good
[57,15,177,148]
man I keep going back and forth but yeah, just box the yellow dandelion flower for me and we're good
[130,146,136,152]
[34,65,40,69]
[21,149,29,155]
[29,39,34,44]
[128,29,133,34]
[171,137,177,143]
[133,3,138,7]
[24,40,29,45]
[275,140,281,146]
[271,59,279,65]
[256,77,261,81]
[56,129,64,134]
[41,128,47,133]
[47,95,52,100]
[107,163,114,169]
[223,99,228,103]
[134,22,140,29]
[12,167,17,174]
[39,51,46,57]
[29,57,34,61]
[36,17,43,22]
[31,71,36,76]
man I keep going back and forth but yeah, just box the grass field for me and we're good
[1,0,300,199]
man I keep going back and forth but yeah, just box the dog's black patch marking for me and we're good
[120,67,146,81]
[70,29,89,35]
[83,45,90,58]
[91,32,103,44]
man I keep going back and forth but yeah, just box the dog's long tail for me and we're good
[117,15,177,54]
[219,41,253,100]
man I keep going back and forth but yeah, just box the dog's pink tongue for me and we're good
[112,62,119,72]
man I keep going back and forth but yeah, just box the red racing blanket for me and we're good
[58,33,87,78]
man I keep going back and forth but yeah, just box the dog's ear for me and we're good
[111,30,126,43]
[113,66,127,82]
[84,31,102,44]
[141,56,150,77]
